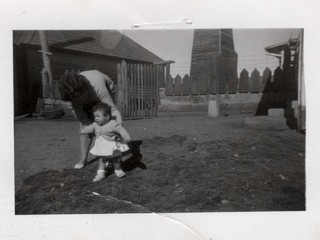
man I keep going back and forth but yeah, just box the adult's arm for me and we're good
[94,79,115,107]
[101,72,114,91]
[94,77,123,124]
[71,103,92,128]
[111,107,123,125]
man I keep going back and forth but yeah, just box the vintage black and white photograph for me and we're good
[14,28,305,215]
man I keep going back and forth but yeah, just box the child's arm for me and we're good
[114,123,131,142]
[80,124,95,135]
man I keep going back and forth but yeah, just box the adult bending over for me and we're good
[59,69,122,169]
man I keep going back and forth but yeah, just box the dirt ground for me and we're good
[14,113,305,214]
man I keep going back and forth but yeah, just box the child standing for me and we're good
[59,70,123,169]
[80,102,131,182]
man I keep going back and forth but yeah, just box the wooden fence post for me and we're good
[250,68,261,93]
[133,63,138,118]
[174,75,182,96]
[239,69,249,93]
[262,68,272,93]
[116,62,123,114]
[273,67,284,92]
[165,63,170,84]
[155,64,159,117]
[182,74,191,96]
[157,65,165,88]
[137,64,142,117]
[128,63,133,117]
[165,75,173,96]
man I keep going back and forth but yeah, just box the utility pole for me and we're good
[39,30,53,85]
[36,30,54,112]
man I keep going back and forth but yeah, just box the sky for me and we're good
[123,28,302,77]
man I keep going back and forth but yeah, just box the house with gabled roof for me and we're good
[13,30,163,115]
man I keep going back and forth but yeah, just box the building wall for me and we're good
[14,45,154,115]
[14,45,31,115]
[15,46,120,115]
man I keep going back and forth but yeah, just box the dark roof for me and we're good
[13,30,163,63]
[265,39,299,54]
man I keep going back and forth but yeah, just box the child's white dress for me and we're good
[81,120,130,157]
[90,135,129,156]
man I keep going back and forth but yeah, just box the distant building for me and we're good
[265,38,299,93]
[190,29,238,94]
[265,35,305,131]
[13,30,163,115]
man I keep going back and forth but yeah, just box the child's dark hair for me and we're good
[92,102,112,117]
[59,70,89,101]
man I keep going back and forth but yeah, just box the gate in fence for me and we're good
[117,60,163,119]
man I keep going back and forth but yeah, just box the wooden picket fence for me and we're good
[43,61,164,119]
[164,67,297,96]
[117,61,160,119]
